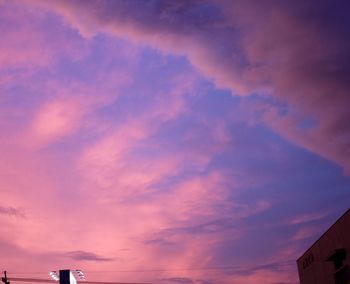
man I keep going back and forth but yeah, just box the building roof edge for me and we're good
[296,208,350,262]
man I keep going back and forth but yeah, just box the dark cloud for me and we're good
[144,238,176,246]
[195,281,213,284]
[160,277,214,284]
[161,218,235,236]
[0,206,25,218]
[64,250,114,262]
[34,0,350,174]
[227,260,296,277]
[272,282,294,284]
[160,277,194,284]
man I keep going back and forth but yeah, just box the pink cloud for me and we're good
[20,67,133,147]
[31,99,85,144]
[78,120,159,192]
[291,225,324,241]
[289,210,330,225]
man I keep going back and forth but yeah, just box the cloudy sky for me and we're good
[1,1,350,283]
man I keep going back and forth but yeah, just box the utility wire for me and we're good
[8,278,151,284]
[8,278,54,283]
[8,260,295,275]
[90,262,294,272]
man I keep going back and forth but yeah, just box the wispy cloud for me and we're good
[64,250,114,262]
[0,206,25,218]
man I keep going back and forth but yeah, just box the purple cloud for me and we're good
[35,0,350,173]
[0,206,25,218]
[64,250,114,262]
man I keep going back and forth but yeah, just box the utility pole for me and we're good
[59,270,76,284]
[2,271,10,284]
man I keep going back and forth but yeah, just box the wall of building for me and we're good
[297,209,350,284]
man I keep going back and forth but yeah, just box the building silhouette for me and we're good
[297,208,350,284]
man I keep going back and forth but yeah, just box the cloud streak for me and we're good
[0,206,25,218]
[64,250,114,262]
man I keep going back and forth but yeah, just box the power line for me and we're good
[83,260,295,272]
[8,278,151,284]
[8,260,295,275]
[7,278,54,283]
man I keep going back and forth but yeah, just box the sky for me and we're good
[1,0,350,283]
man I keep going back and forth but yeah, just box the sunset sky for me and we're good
[1,1,350,283]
